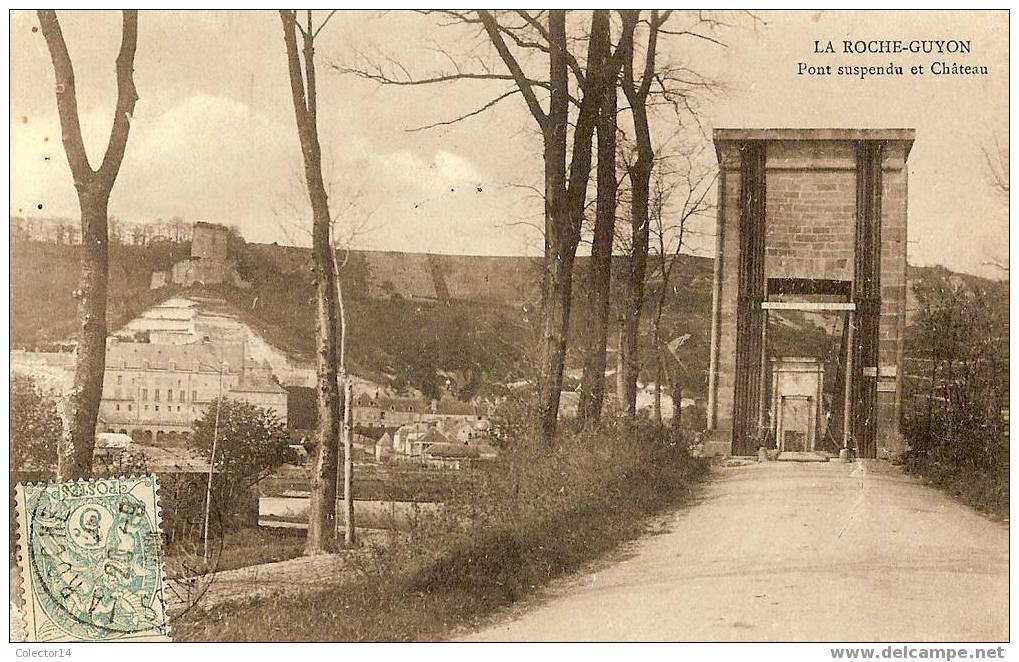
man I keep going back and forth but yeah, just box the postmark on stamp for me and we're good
[14,476,171,642]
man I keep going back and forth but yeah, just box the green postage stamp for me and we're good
[14,476,171,642]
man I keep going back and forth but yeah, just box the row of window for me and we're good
[114,403,185,413]
[137,389,197,403]
[115,374,227,389]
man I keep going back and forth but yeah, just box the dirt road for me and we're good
[460,460,1008,642]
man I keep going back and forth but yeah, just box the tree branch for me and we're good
[406,88,521,132]
[477,10,548,131]
[37,10,93,187]
[96,10,138,188]
[305,10,319,125]
[279,11,312,150]
[515,10,586,87]
[637,10,661,102]
[313,10,338,38]
[658,27,728,48]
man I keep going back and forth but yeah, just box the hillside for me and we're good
[11,238,1001,402]
[10,239,190,348]
[233,242,716,398]
[10,239,714,397]
[249,244,546,305]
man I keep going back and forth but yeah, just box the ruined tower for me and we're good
[705,129,913,458]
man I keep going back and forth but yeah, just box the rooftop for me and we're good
[713,128,915,159]
[425,442,480,459]
[194,220,230,232]
[106,340,244,373]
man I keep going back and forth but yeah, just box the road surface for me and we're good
[459,459,1008,642]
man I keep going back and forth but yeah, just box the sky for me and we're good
[9,10,1009,278]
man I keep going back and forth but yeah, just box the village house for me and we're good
[374,432,394,463]
[353,393,429,428]
[352,391,491,430]
[390,420,499,464]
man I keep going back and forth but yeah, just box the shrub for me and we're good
[404,422,704,603]
[175,420,708,641]
[902,269,1008,517]
[191,398,297,530]
[10,373,61,476]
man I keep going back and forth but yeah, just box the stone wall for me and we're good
[192,222,229,261]
[764,143,858,282]
[876,143,910,451]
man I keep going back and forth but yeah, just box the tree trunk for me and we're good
[619,164,651,418]
[530,11,571,446]
[63,187,110,479]
[578,68,617,424]
[531,10,615,445]
[671,380,683,439]
[280,11,340,554]
[306,207,340,555]
[653,349,663,425]
[332,246,354,547]
[617,10,659,421]
[38,10,138,481]
[615,325,626,414]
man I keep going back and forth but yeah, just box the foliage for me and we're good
[92,448,149,479]
[10,373,61,476]
[902,267,1008,516]
[10,239,189,347]
[174,421,708,641]
[159,473,219,546]
[207,239,531,400]
[192,398,297,528]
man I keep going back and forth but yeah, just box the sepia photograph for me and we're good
[6,7,1010,655]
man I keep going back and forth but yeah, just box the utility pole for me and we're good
[342,380,354,546]
[332,241,354,546]
[203,358,225,560]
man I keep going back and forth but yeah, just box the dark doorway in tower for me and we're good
[758,278,854,454]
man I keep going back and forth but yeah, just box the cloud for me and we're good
[10,60,537,258]
[373,148,484,192]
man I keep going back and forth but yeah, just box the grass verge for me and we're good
[902,456,1008,520]
[173,423,708,641]
[163,527,306,578]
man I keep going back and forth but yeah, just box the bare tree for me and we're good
[38,10,138,481]
[981,133,1008,274]
[983,135,1009,196]
[280,9,343,554]
[577,38,619,424]
[613,10,726,419]
[273,168,375,548]
[615,10,666,419]
[343,10,633,445]
[479,10,633,445]
[646,154,716,434]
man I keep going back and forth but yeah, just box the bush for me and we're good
[10,373,61,476]
[902,413,1008,517]
[176,420,708,641]
[192,398,297,531]
[901,269,1008,517]
[404,422,703,603]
